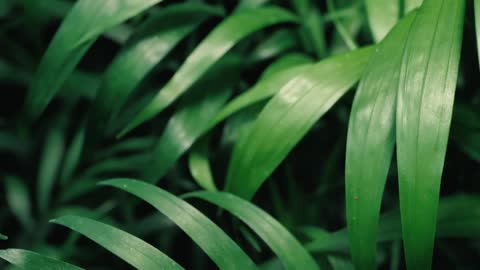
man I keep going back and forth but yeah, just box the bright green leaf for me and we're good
[395,0,465,268]
[100,178,258,270]
[226,46,373,200]
[345,12,416,270]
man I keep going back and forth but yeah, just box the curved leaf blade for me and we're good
[52,215,184,270]
[86,3,223,140]
[100,178,258,270]
[119,7,298,136]
[345,12,416,270]
[210,60,312,127]
[226,46,374,199]
[185,191,320,270]
[24,0,165,121]
[143,57,240,182]
[395,0,465,268]
[0,249,83,270]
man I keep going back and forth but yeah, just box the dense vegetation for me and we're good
[0,0,479,269]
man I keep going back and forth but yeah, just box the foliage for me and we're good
[0,0,479,269]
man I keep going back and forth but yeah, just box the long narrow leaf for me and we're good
[24,0,165,121]
[0,249,83,270]
[345,12,416,270]
[143,57,240,182]
[185,191,320,270]
[226,46,373,199]
[100,178,258,270]
[86,3,222,140]
[52,215,184,270]
[395,0,465,268]
[119,7,298,136]
[37,126,64,214]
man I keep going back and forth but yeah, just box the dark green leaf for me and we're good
[119,7,298,136]
[52,215,184,270]
[37,126,64,214]
[185,191,320,270]
[0,249,83,270]
[24,0,165,121]
[5,176,33,230]
[86,3,223,140]
[188,137,217,191]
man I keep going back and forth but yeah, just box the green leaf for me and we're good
[37,126,65,214]
[86,3,223,140]
[236,0,270,11]
[395,0,465,269]
[5,176,33,230]
[259,53,313,80]
[119,7,298,136]
[0,249,83,270]
[60,127,85,186]
[345,12,416,270]
[142,57,239,182]
[0,234,7,240]
[185,191,320,270]
[226,46,373,199]
[144,85,230,182]
[365,0,399,42]
[52,215,184,270]
[82,154,149,177]
[249,30,298,62]
[100,178,258,270]
[24,0,165,121]
[210,59,313,128]
[306,195,480,254]
[188,137,217,191]
[93,136,156,161]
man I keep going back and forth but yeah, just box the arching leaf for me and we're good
[100,178,258,270]
[185,191,320,270]
[0,249,84,270]
[52,215,184,270]
[226,46,373,200]
[119,7,298,136]
[24,0,166,121]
